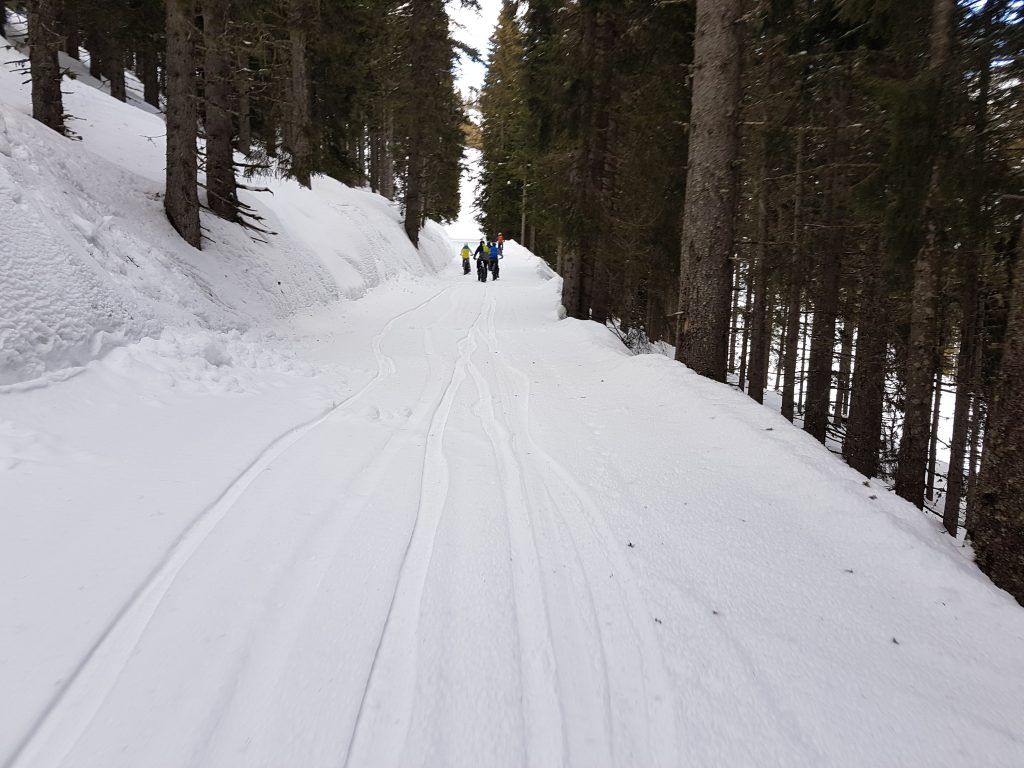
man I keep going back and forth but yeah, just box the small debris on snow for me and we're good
[892,637,900,645]
[627,542,635,548]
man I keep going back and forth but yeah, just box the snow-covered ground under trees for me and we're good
[2,31,1024,768]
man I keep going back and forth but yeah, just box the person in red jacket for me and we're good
[497,232,505,255]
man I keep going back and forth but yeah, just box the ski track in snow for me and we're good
[3,285,458,768]
[476,293,681,767]
[342,295,486,768]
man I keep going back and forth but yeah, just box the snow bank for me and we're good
[0,36,448,385]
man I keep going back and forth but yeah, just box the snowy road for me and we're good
[4,246,1024,768]
[5,249,676,768]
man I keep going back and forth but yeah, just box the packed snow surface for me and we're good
[3,29,1024,768]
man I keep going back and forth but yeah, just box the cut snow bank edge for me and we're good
[0,36,450,386]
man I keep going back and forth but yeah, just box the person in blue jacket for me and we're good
[488,241,502,280]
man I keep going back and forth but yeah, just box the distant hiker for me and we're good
[460,243,471,275]
[497,233,504,255]
[488,241,501,280]
[475,241,490,282]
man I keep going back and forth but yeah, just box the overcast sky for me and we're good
[450,0,503,98]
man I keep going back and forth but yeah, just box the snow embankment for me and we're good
[0,35,448,386]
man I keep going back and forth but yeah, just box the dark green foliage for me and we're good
[479,0,693,329]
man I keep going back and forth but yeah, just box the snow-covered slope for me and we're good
[0,36,447,385]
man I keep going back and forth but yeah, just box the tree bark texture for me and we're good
[203,0,239,221]
[803,216,841,441]
[404,152,425,245]
[844,250,887,478]
[894,0,957,507]
[28,0,65,133]
[781,128,805,422]
[895,230,939,508]
[164,0,202,248]
[140,41,160,108]
[60,1,80,59]
[974,221,1024,605]
[674,0,742,382]
[107,38,126,101]
[286,0,314,187]
[746,161,769,403]
[926,357,943,501]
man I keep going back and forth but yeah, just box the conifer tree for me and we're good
[675,0,743,381]
[203,0,239,220]
[27,0,65,133]
[478,1,529,239]
[165,0,202,247]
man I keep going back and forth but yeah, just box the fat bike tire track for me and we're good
[6,273,681,768]
[4,284,464,768]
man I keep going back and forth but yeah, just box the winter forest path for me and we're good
[3,246,679,768]
[4,245,1024,768]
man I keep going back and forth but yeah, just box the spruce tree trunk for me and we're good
[579,254,596,318]
[974,220,1024,605]
[965,396,984,534]
[403,152,424,245]
[926,358,943,501]
[944,0,997,535]
[894,0,956,508]
[781,285,802,422]
[747,159,769,404]
[88,40,103,79]
[61,2,80,59]
[804,142,843,441]
[674,0,742,382]
[203,0,239,221]
[286,0,314,187]
[781,128,805,422]
[593,264,606,325]
[844,256,887,478]
[236,48,252,156]
[368,123,382,193]
[895,232,939,507]
[28,0,65,133]
[797,312,810,413]
[107,39,126,101]
[561,247,583,317]
[381,110,395,199]
[728,267,741,374]
[140,41,160,108]
[738,276,752,391]
[164,0,202,248]
[804,230,841,440]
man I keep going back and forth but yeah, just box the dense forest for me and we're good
[8,0,468,247]
[476,0,1024,603]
